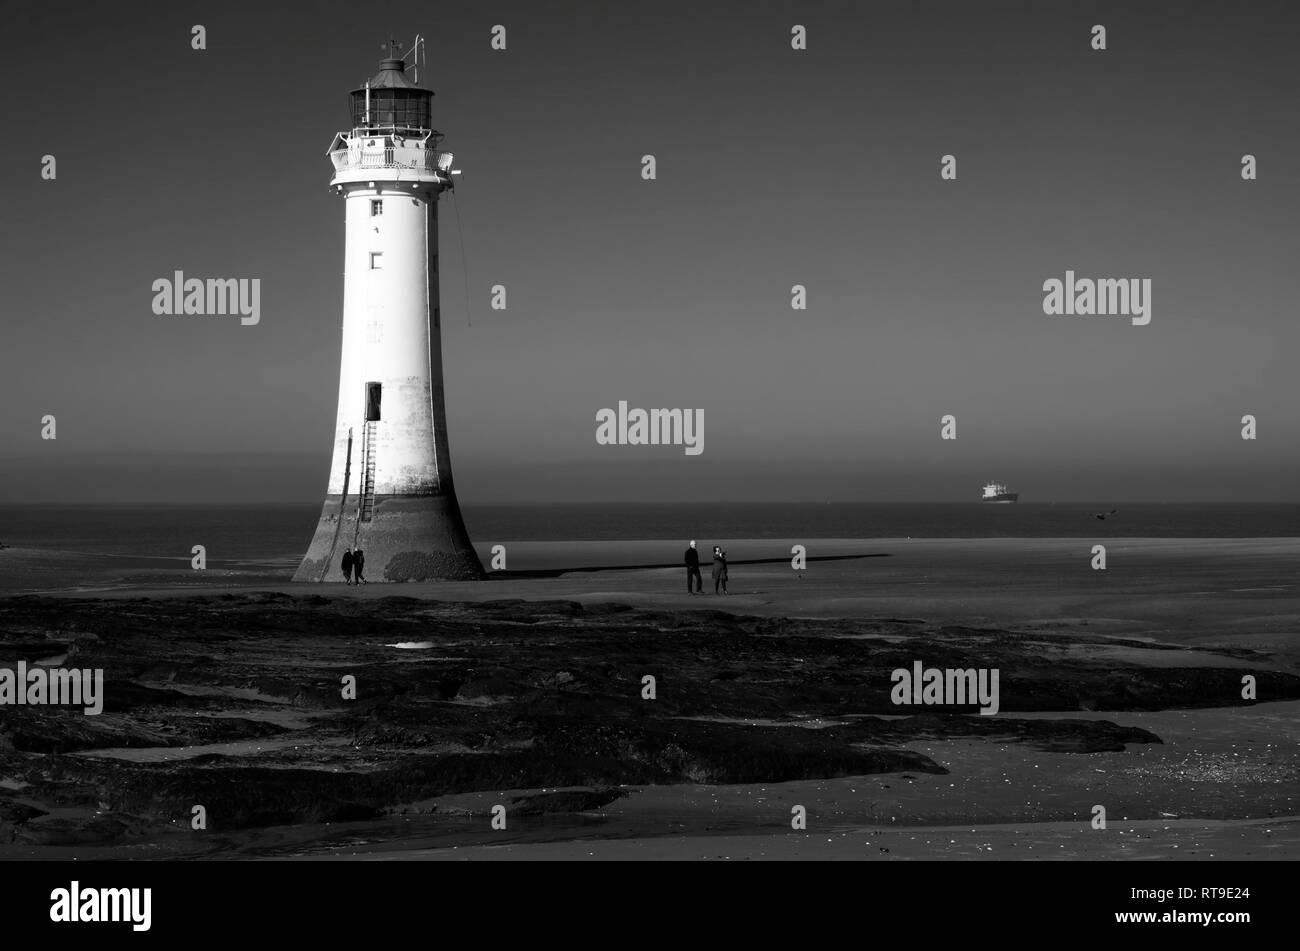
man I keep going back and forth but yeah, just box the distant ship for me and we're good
[981,482,1018,503]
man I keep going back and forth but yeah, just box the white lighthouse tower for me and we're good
[296,41,484,582]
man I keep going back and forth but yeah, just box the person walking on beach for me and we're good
[341,547,354,585]
[353,548,366,585]
[684,540,703,594]
[712,547,729,595]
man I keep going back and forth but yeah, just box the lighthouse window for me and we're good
[369,252,383,269]
[370,199,383,217]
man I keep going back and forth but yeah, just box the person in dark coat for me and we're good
[353,549,366,585]
[684,540,702,594]
[341,547,354,585]
[712,547,729,594]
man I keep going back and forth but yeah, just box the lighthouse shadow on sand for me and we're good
[489,552,890,580]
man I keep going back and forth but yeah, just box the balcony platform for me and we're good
[329,145,454,188]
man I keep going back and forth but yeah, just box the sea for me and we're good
[1,503,1297,578]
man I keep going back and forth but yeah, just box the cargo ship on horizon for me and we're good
[981,482,1019,503]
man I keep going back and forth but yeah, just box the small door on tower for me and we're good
[365,382,382,421]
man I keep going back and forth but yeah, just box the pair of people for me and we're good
[683,540,728,594]
[341,547,367,585]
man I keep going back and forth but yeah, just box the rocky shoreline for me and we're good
[1,591,1295,857]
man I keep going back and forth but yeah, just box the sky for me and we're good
[1,0,1297,503]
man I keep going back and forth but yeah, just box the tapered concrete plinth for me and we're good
[294,494,485,582]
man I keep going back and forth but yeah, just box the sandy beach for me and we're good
[1,536,1297,860]
[11,536,1300,650]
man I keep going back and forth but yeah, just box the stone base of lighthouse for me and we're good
[294,494,485,583]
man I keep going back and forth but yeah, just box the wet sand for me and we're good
[354,817,1300,861]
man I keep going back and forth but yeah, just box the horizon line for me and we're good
[2,500,1299,508]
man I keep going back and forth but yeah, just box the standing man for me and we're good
[353,548,367,585]
[684,540,703,594]
[713,548,729,595]
[341,547,355,585]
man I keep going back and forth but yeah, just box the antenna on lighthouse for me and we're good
[401,34,425,85]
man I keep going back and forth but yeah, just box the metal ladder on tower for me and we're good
[358,420,377,522]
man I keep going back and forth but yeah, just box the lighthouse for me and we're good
[295,43,484,582]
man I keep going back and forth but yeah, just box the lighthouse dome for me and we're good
[349,56,434,134]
